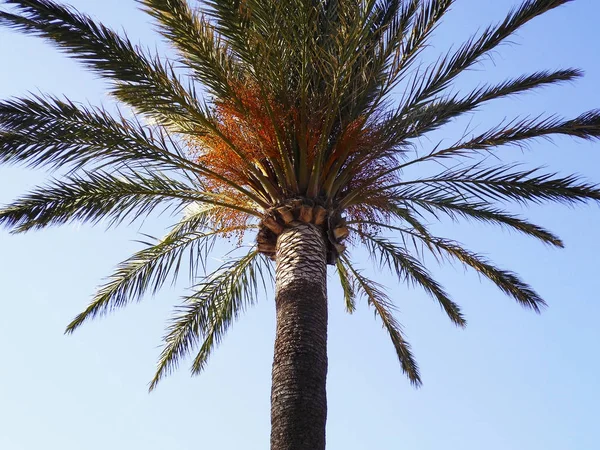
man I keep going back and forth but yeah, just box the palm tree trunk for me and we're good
[270,222,328,450]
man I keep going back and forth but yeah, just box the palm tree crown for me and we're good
[1,0,599,395]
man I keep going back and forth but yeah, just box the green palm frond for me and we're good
[432,110,600,156]
[0,0,209,130]
[420,236,547,312]
[402,0,572,110]
[204,0,305,100]
[335,258,356,314]
[65,205,255,333]
[340,255,421,386]
[352,224,547,313]
[355,230,466,327]
[149,248,272,390]
[384,69,583,147]
[368,198,564,247]
[395,110,600,172]
[0,170,257,233]
[343,108,600,209]
[201,0,248,62]
[0,95,190,171]
[324,0,409,117]
[391,165,600,206]
[344,0,419,114]
[139,0,242,99]
[376,0,453,102]
[0,94,269,207]
[384,202,431,237]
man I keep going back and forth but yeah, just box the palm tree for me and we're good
[0,0,599,448]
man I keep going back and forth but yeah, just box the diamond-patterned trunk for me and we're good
[270,223,328,450]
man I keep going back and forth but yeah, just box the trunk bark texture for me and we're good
[270,222,328,450]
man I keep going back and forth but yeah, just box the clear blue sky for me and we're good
[1,1,599,449]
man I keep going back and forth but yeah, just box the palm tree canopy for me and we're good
[1,0,599,389]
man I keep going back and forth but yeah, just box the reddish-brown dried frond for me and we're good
[187,80,292,193]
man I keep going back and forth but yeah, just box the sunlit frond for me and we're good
[351,199,564,247]
[0,94,193,173]
[383,69,584,147]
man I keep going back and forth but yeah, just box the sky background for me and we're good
[1,1,599,449]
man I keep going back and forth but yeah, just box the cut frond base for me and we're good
[256,198,349,264]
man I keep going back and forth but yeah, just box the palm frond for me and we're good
[0,94,270,207]
[0,0,208,130]
[423,110,600,159]
[351,223,547,313]
[384,202,431,239]
[378,0,453,100]
[202,0,249,63]
[384,68,583,147]
[139,0,242,99]
[0,95,188,171]
[340,255,421,386]
[346,0,419,114]
[418,236,547,312]
[0,170,257,233]
[401,0,572,110]
[341,107,600,208]
[390,164,600,206]
[149,248,272,390]
[64,205,254,333]
[355,230,466,327]
[335,258,356,314]
[332,0,420,117]
[386,196,564,247]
